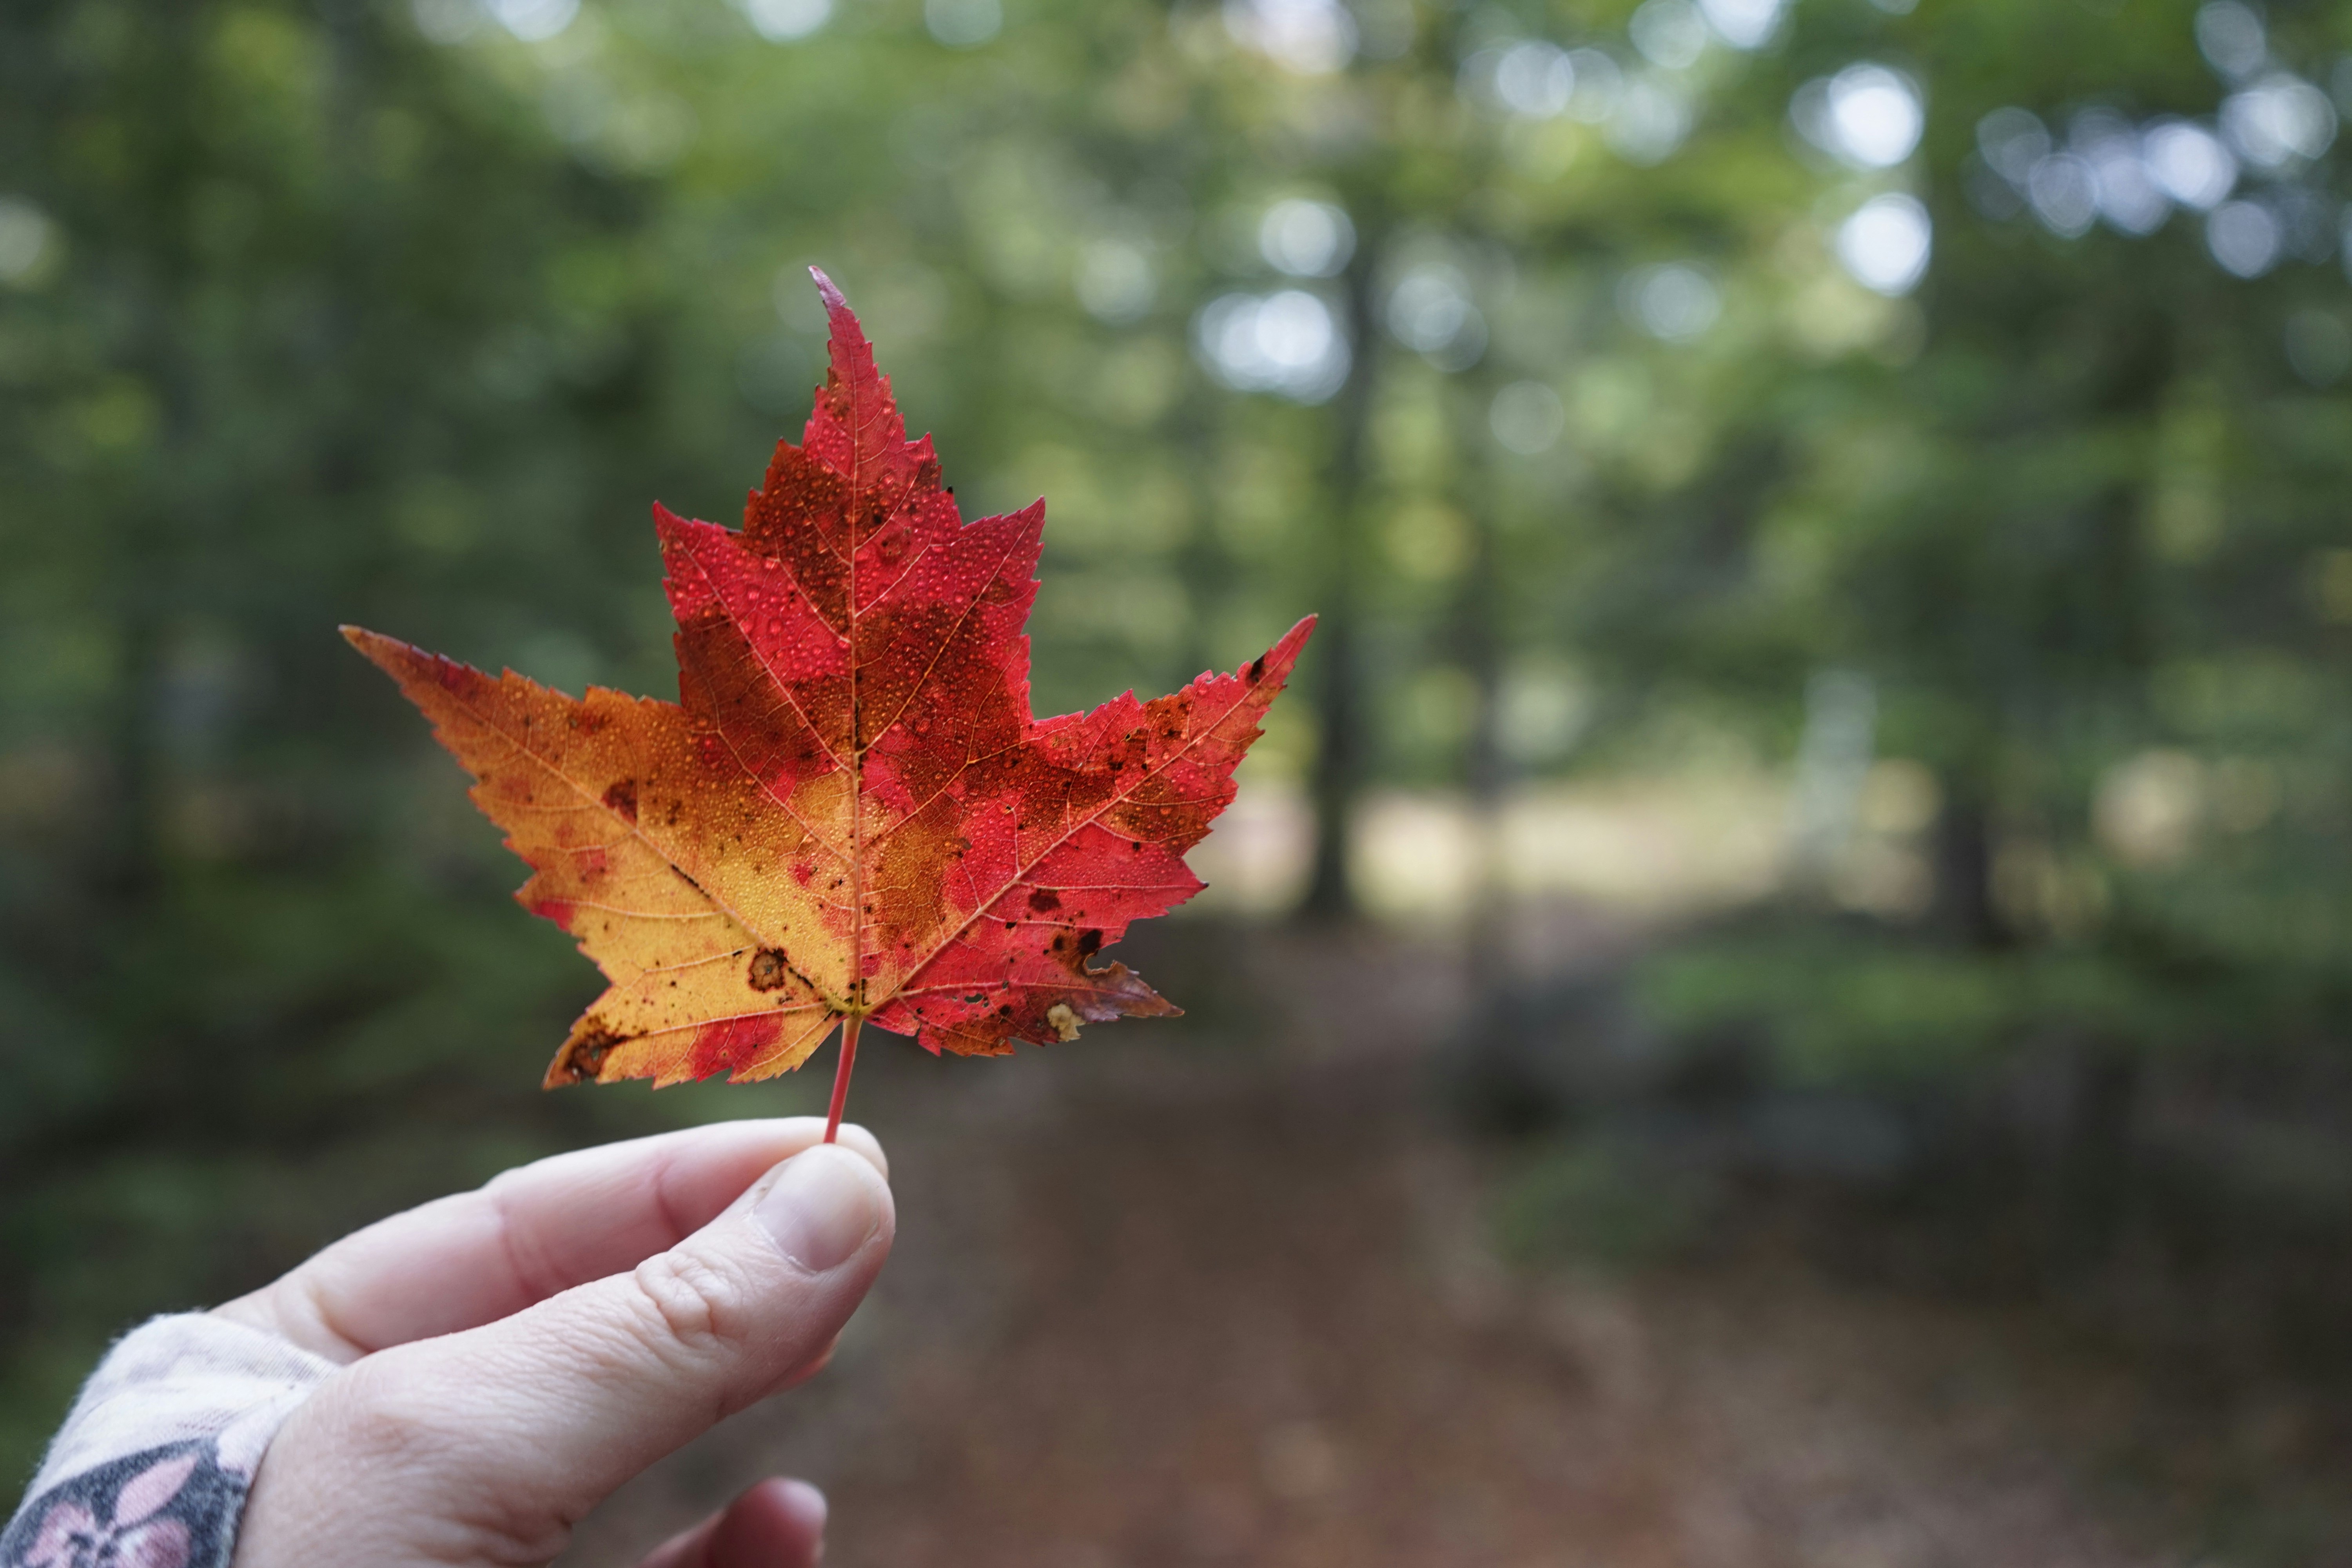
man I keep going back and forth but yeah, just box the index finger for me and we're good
[214,1118,887,1361]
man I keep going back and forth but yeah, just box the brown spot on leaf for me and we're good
[748,948,800,992]
[602,778,639,822]
[1027,887,1062,913]
[550,1025,623,1087]
[1077,928,1103,958]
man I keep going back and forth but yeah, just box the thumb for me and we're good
[236,1144,893,1567]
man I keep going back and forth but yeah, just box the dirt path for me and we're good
[559,960,2180,1568]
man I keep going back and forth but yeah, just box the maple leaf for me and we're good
[348,268,1312,1137]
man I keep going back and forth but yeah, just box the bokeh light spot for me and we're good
[2221,73,2336,169]
[1630,0,1709,71]
[2074,111,2168,236]
[1223,0,1357,74]
[1387,265,1488,368]
[0,198,58,286]
[1835,194,1931,296]
[1498,41,1575,117]
[1259,199,1355,278]
[1619,262,1721,340]
[742,0,831,42]
[2026,154,2099,238]
[2195,0,2267,83]
[926,0,1001,48]
[485,0,575,42]
[2143,119,2238,209]
[1608,78,1693,165]
[1809,64,1924,169]
[1697,0,1785,51]
[1195,290,1351,402]
[2207,199,2281,276]
[1976,107,2050,183]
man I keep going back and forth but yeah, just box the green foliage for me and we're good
[1492,1134,1717,1269]
[1635,927,2181,1088]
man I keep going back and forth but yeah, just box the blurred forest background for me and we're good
[8,0,2352,1559]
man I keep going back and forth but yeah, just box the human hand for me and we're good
[212,1118,895,1568]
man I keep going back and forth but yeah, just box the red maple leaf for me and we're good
[348,270,1312,1137]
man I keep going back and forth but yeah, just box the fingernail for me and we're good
[756,1147,881,1274]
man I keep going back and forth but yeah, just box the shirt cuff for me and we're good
[2,1314,337,1568]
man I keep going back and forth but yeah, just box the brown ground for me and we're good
[558,926,2188,1568]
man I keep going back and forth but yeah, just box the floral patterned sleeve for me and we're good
[1,1316,336,1568]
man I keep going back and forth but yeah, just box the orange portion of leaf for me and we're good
[348,269,1310,1090]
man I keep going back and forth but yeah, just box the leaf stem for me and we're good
[823,1013,862,1145]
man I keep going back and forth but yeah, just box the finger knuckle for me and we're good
[625,1248,745,1363]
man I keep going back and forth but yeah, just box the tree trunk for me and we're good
[1301,225,1383,921]
[1933,772,2008,950]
